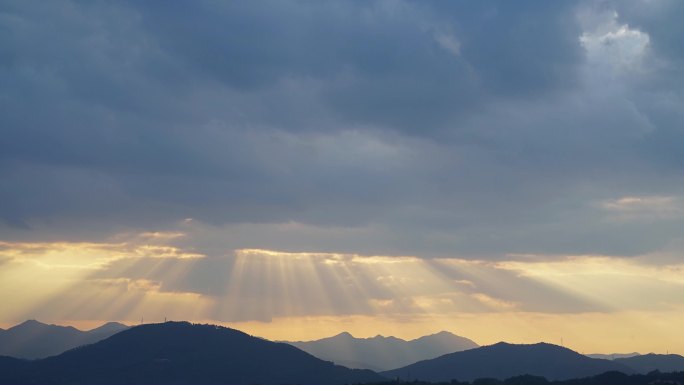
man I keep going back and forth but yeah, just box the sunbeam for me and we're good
[2,240,684,354]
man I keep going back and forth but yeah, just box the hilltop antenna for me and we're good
[141,316,144,325]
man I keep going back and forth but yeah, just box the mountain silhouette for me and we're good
[287,330,478,371]
[381,342,634,382]
[615,353,684,373]
[0,321,384,385]
[0,320,128,359]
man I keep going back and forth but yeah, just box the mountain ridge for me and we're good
[615,353,684,373]
[0,321,384,385]
[0,319,129,359]
[287,330,479,371]
[381,341,635,381]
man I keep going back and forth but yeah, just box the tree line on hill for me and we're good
[367,370,684,385]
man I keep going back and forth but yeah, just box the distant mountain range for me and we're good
[381,342,635,382]
[0,320,128,359]
[0,321,383,385]
[287,330,479,371]
[3,319,684,384]
[586,352,640,360]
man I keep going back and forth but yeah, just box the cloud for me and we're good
[599,195,683,222]
[4,241,684,326]
[0,0,683,260]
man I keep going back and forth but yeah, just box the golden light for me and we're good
[1,240,684,355]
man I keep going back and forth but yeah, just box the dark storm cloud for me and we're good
[1,0,684,258]
[112,0,583,131]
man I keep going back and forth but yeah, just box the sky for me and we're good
[1,0,684,354]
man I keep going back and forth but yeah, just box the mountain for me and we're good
[381,342,634,382]
[0,320,129,359]
[0,356,30,384]
[615,353,684,373]
[0,356,28,371]
[84,321,129,343]
[287,330,478,371]
[0,321,384,385]
[586,352,640,360]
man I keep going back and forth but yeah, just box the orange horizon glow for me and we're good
[1,239,683,355]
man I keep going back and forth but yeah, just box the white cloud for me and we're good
[580,9,650,74]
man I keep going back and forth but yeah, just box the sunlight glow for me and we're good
[1,242,684,354]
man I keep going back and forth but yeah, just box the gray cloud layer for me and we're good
[1,0,684,258]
